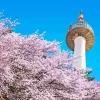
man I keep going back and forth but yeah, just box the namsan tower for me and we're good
[66,11,94,69]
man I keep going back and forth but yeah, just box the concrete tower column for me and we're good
[73,36,86,69]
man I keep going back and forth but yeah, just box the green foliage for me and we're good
[85,70,95,81]
[8,29,13,33]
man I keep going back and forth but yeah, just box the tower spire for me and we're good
[78,10,84,22]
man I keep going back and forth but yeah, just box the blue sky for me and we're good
[0,0,100,81]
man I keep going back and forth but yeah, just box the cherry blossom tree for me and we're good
[0,12,100,100]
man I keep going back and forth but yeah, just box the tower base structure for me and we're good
[73,36,86,69]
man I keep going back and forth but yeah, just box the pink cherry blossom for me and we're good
[0,12,100,100]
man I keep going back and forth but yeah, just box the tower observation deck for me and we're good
[66,11,94,69]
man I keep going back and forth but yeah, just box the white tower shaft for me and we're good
[73,36,86,69]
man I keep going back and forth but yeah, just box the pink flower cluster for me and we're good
[0,13,100,100]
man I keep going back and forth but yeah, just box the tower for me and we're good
[66,11,94,69]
